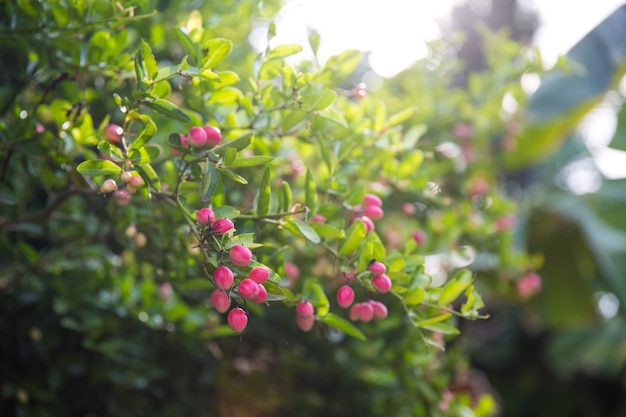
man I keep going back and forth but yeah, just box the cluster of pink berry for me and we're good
[196,208,271,333]
[335,261,391,322]
[176,125,222,152]
[352,193,384,233]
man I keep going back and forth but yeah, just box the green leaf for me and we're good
[174,27,199,66]
[218,167,248,184]
[256,166,271,216]
[135,163,160,191]
[266,44,303,60]
[338,219,367,256]
[77,160,121,177]
[302,279,329,316]
[223,146,237,166]
[208,87,243,105]
[229,156,273,167]
[143,98,191,123]
[416,313,452,328]
[141,39,158,80]
[226,132,253,151]
[305,168,318,214]
[420,322,460,335]
[404,287,426,305]
[385,107,416,129]
[202,163,220,202]
[317,136,335,174]
[281,110,308,134]
[128,117,157,150]
[316,107,348,127]
[134,49,148,89]
[300,89,337,111]
[97,140,124,162]
[177,194,194,219]
[319,313,366,341]
[128,146,160,164]
[309,223,345,239]
[203,38,233,68]
[309,31,320,57]
[281,181,292,212]
[213,205,240,220]
[284,218,321,244]
[438,269,473,306]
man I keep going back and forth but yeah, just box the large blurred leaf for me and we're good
[505,5,626,170]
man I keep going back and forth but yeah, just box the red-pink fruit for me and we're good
[214,265,234,290]
[517,272,542,300]
[251,284,268,303]
[229,245,252,267]
[296,314,315,332]
[210,289,231,313]
[364,205,384,220]
[212,218,234,234]
[368,300,388,319]
[158,282,173,301]
[120,171,132,183]
[359,216,375,233]
[196,208,215,226]
[358,302,374,322]
[179,133,189,148]
[284,262,300,281]
[337,285,355,308]
[402,203,416,215]
[349,304,361,321]
[412,230,426,245]
[114,189,131,206]
[237,278,260,300]
[129,176,143,187]
[203,125,222,146]
[296,300,314,317]
[101,179,118,193]
[104,123,123,143]
[362,193,382,208]
[372,274,392,293]
[248,267,270,284]
[188,126,208,148]
[369,261,386,276]
[134,232,147,248]
[227,308,248,332]
[495,215,515,231]
[310,214,327,223]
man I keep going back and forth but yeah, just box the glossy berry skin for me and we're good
[412,230,426,245]
[364,205,384,220]
[369,300,388,319]
[212,218,234,234]
[188,126,208,148]
[237,278,260,300]
[337,285,355,308]
[358,302,374,322]
[248,267,270,284]
[362,193,382,208]
[104,124,123,143]
[214,265,234,290]
[196,208,215,226]
[203,125,222,146]
[227,308,248,332]
[369,261,386,276]
[359,216,375,233]
[372,274,392,293]
[210,289,231,313]
[349,304,360,321]
[229,245,252,267]
[100,179,117,193]
[296,300,314,317]
[296,314,315,332]
[284,262,300,281]
[251,284,268,304]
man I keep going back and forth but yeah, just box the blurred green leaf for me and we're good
[77,160,121,177]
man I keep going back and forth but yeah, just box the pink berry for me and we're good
[248,267,270,284]
[359,216,375,233]
[284,262,300,281]
[100,179,117,193]
[129,176,143,187]
[237,278,260,300]
[158,282,173,301]
[251,284,268,303]
[517,272,542,300]
[310,214,327,223]
[104,123,123,143]
[362,194,382,208]
[368,300,388,319]
[212,218,234,234]
[358,302,374,322]
[203,125,222,146]
[372,274,392,293]
[495,215,515,231]
[196,208,215,226]
[364,205,384,220]
[296,314,315,332]
[296,300,314,317]
[229,245,253,267]
[337,285,355,308]
[120,171,132,183]
[412,230,426,245]
[188,126,208,148]
[214,265,234,290]
[227,308,248,332]
[210,289,231,313]
[369,261,386,276]
[349,304,361,321]
[114,189,131,206]
[179,133,189,148]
